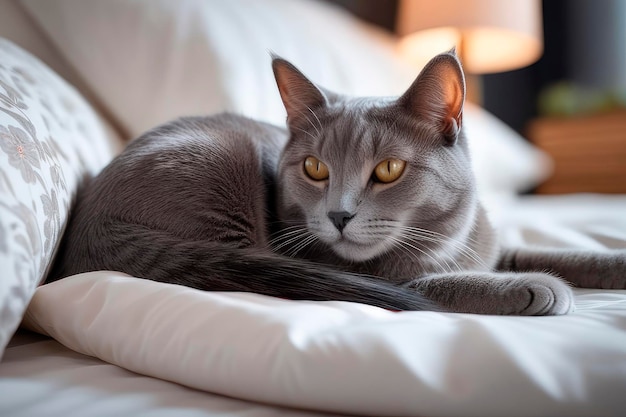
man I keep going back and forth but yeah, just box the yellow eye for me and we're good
[374,159,406,183]
[304,156,329,181]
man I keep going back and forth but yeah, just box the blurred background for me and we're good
[1,0,624,196]
[328,0,626,194]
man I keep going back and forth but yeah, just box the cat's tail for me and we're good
[51,223,439,312]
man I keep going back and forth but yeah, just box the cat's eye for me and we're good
[373,159,406,183]
[304,156,329,181]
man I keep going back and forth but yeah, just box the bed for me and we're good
[1,1,625,416]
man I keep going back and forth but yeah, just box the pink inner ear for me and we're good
[272,59,326,127]
[443,69,464,122]
[400,52,466,131]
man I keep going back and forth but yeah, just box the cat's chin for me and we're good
[331,239,389,263]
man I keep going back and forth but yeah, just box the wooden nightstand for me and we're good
[526,110,626,194]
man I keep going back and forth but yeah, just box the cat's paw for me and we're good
[512,273,574,316]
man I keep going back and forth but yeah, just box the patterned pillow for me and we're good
[0,38,122,358]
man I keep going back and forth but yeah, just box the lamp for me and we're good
[396,0,543,101]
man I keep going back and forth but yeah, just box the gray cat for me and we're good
[48,51,625,314]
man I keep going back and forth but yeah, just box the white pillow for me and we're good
[20,0,408,136]
[465,103,553,194]
[0,38,121,358]
[23,271,626,417]
[21,0,551,199]
[463,102,553,220]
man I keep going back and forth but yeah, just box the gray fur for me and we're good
[49,51,626,315]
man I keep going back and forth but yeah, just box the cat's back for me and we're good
[90,113,287,218]
[120,113,286,174]
[52,113,287,279]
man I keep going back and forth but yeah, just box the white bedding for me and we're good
[2,194,626,417]
[1,332,334,417]
[3,2,624,416]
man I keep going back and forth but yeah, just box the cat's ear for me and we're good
[272,56,327,128]
[398,50,466,145]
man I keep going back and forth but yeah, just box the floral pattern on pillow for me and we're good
[0,38,121,357]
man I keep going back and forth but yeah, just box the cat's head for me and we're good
[272,51,476,263]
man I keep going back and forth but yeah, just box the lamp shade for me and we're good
[396,0,543,74]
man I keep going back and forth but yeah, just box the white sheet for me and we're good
[0,331,338,417]
[5,194,626,417]
[16,275,626,417]
[495,193,626,250]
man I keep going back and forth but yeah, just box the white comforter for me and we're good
[4,194,626,417]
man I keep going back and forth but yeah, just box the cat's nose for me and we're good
[327,211,354,233]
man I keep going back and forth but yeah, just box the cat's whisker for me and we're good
[388,236,450,274]
[292,126,318,141]
[361,222,469,271]
[432,235,486,269]
[285,233,318,258]
[402,230,487,270]
[268,226,308,241]
[300,235,322,259]
[270,230,310,252]
[390,237,450,275]
[410,236,462,272]
[291,235,318,258]
[388,238,420,269]
[268,228,306,244]
[404,224,481,247]
[271,238,303,253]
[304,104,323,136]
[271,237,309,253]
[283,232,312,254]
[399,226,488,269]
[361,221,483,269]
[268,222,320,260]
[289,97,322,137]
[402,234,460,272]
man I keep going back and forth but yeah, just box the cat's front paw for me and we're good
[513,273,574,316]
